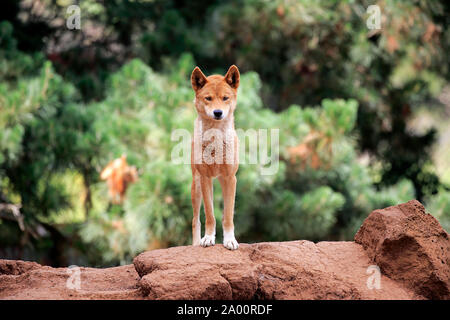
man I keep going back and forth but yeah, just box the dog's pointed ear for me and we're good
[224,65,240,89]
[191,67,207,91]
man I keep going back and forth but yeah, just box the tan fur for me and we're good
[100,154,138,204]
[190,65,240,250]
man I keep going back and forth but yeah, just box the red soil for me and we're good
[1,200,448,300]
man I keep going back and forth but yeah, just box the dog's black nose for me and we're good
[213,110,223,118]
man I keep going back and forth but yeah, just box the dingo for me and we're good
[190,65,240,250]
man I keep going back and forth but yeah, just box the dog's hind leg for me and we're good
[191,172,202,246]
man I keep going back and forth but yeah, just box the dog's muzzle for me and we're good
[213,109,223,120]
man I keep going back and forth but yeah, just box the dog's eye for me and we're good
[223,96,229,101]
[205,96,212,101]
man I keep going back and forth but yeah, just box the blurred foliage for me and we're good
[3,0,446,200]
[1,0,449,266]
[427,189,450,232]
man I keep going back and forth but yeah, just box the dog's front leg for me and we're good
[200,175,215,247]
[219,175,239,250]
[191,173,201,246]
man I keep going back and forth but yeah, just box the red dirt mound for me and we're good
[133,241,416,299]
[0,262,142,300]
[0,260,40,275]
[0,200,448,300]
[355,200,450,299]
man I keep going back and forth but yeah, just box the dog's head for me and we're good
[191,65,240,121]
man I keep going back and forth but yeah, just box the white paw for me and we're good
[200,234,215,247]
[223,237,239,250]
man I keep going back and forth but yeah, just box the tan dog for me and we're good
[190,65,240,250]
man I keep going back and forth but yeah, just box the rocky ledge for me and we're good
[1,200,448,300]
